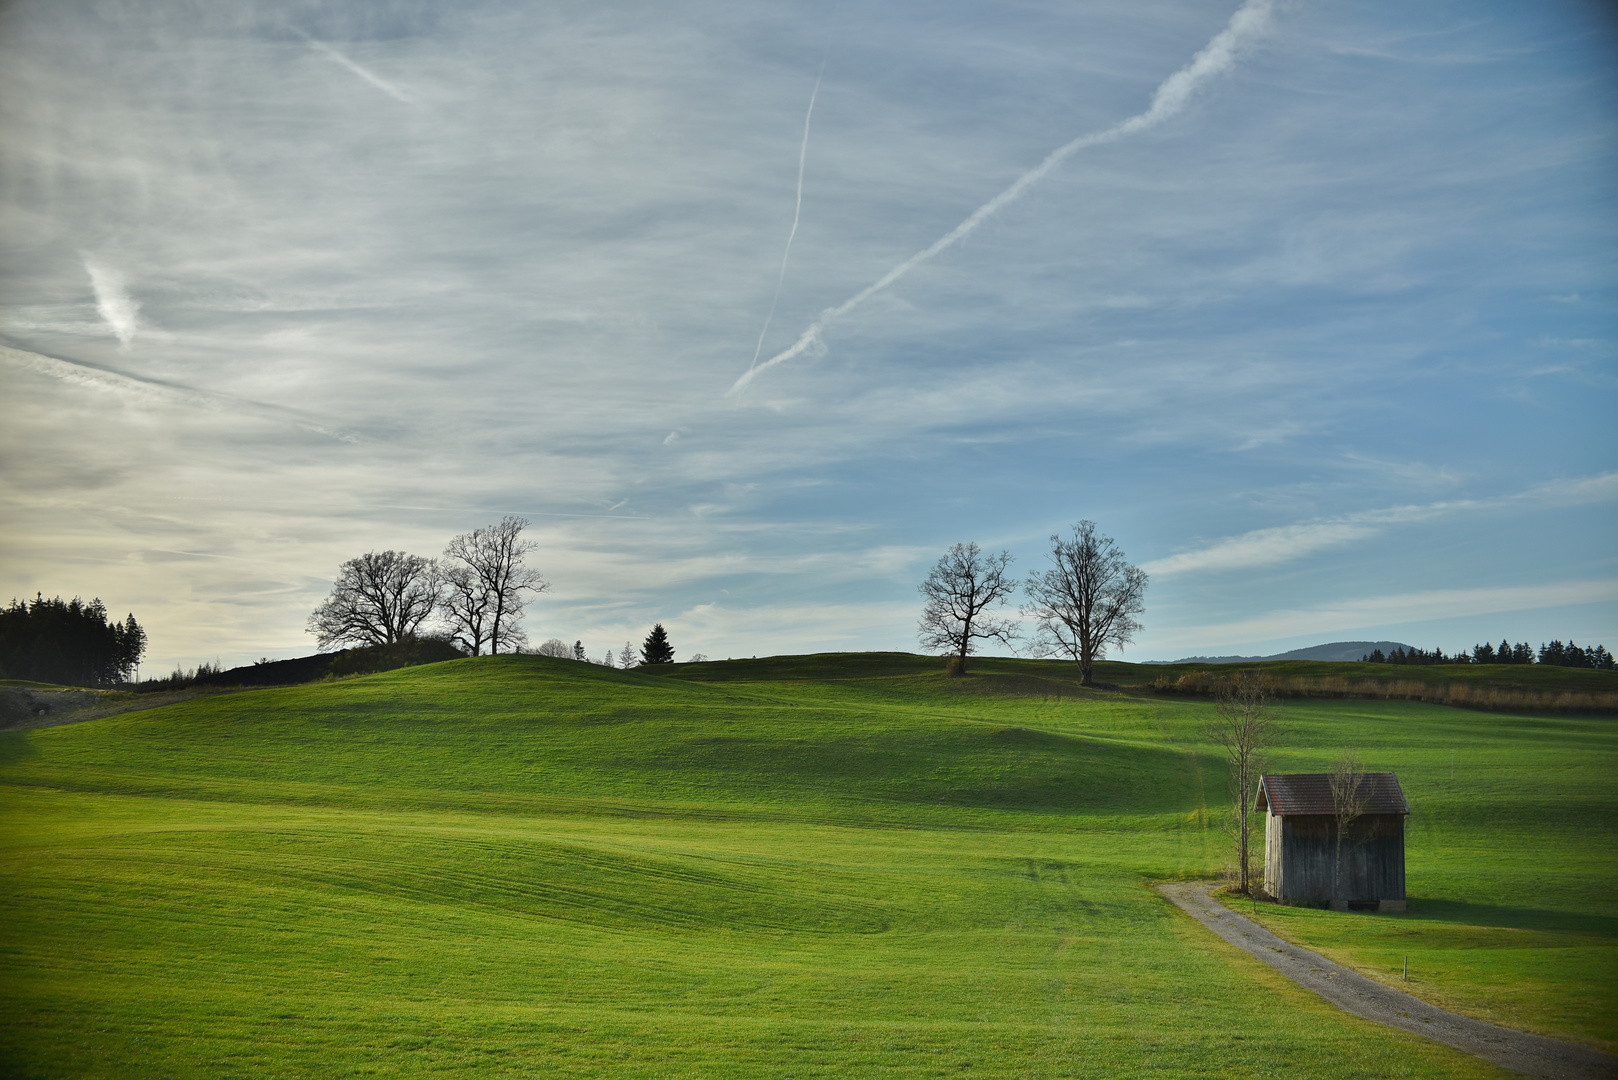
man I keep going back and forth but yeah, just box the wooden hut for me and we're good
[1256,773,1409,911]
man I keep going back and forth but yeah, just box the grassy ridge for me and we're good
[1,653,1612,1078]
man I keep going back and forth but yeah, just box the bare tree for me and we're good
[1021,521,1148,686]
[439,562,493,655]
[917,542,1018,674]
[443,517,548,655]
[1330,748,1369,909]
[1207,672,1278,896]
[618,641,637,669]
[308,550,440,649]
[535,638,571,658]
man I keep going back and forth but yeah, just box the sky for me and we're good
[1,0,1615,674]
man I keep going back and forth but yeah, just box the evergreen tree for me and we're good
[0,594,144,686]
[117,614,147,682]
[640,623,675,665]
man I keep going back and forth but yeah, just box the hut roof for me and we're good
[1256,773,1409,816]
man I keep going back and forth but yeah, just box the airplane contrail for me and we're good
[729,0,1273,395]
[295,28,415,104]
[0,344,363,443]
[746,40,834,375]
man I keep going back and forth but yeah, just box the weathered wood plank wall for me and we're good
[1270,814,1405,905]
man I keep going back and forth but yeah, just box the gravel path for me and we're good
[1158,882,1616,1080]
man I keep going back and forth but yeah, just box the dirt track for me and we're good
[1158,882,1616,1080]
[0,686,214,732]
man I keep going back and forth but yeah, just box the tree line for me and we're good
[917,520,1148,686]
[312,518,689,667]
[310,516,547,654]
[1362,640,1614,669]
[0,594,147,687]
[530,624,691,667]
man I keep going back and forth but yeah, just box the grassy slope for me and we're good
[0,653,1610,1078]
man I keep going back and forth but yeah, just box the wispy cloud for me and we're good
[295,30,415,104]
[0,344,361,443]
[2,2,1611,670]
[1143,472,1618,577]
[729,0,1274,393]
[1162,579,1618,649]
[82,257,140,348]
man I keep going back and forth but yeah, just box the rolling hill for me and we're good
[1,653,1611,1077]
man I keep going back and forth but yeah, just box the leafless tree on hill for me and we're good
[442,517,547,655]
[1021,521,1147,686]
[440,561,492,655]
[917,542,1018,675]
[308,550,441,650]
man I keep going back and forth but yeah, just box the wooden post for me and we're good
[1403,956,1408,981]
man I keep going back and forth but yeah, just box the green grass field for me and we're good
[2,653,1613,1078]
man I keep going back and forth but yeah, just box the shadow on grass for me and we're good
[654,723,1206,815]
[1406,897,1618,936]
[0,731,38,766]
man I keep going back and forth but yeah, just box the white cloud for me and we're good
[82,257,140,348]
[1142,519,1385,576]
[1143,473,1618,577]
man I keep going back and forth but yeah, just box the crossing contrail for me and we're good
[746,31,837,376]
[729,0,1273,394]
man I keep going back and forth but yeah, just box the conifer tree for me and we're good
[640,623,675,665]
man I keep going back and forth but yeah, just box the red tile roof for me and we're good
[1256,773,1408,816]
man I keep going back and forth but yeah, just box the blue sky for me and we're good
[1,0,1614,672]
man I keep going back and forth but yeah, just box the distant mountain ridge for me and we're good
[1148,641,1413,665]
